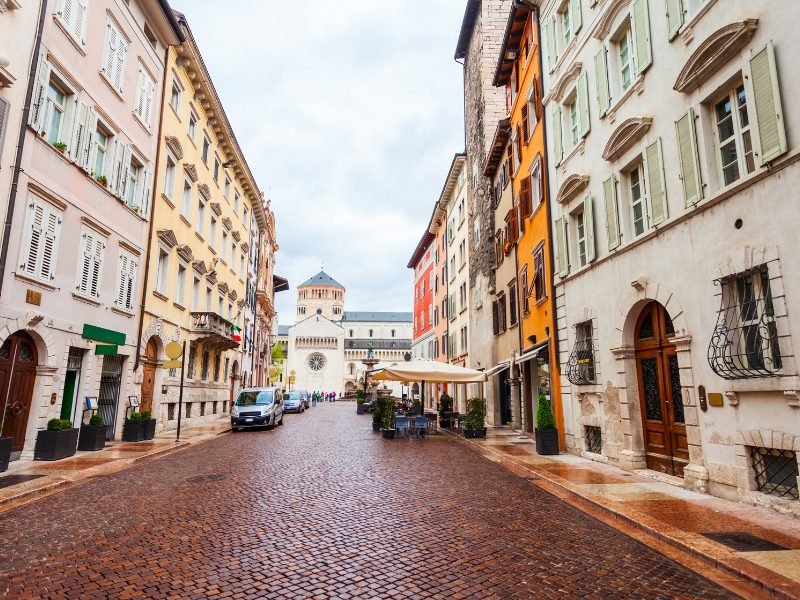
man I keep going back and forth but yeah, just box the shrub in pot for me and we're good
[0,436,12,472]
[438,393,453,428]
[379,398,396,439]
[535,394,559,455]
[123,411,146,442]
[34,419,79,461]
[141,410,156,440]
[78,413,107,451]
[356,393,366,415]
[463,398,487,438]
[371,401,383,432]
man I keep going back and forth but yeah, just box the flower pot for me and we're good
[0,437,12,472]
[142,419,157,440]
[535,428,560,455]
[122,419,146,442]
[34,428,79,461]
[382,428,396,440]
[78,424,106,451]
[463,428,487,439]
[356,404,366,415]
[372,422,381,432]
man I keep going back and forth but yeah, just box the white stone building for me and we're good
[541,0,800,509]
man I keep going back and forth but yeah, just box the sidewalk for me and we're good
[0,419,230,511]
[451,426,800,599]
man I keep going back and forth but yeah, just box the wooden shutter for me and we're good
[570,0,582,33]
[70,102,88,164]
[29,55,50,130]
[594,47,610,117]
[644,138,668,226]
[521,103,530,143]
[550,104,562,164]
[584,194,595,263]
[675,109,703,207]
[556,217,569,277]
[520,176,532,218]
[749,42,787,165]
[507,208,518,244]
[0,98,9,164]
[632,0,652,74]
[665,0,683,40]
[603,175,621,251]
[544,16,556,71]
[577,71,590,138]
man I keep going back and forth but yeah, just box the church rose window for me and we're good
[308,352,326,372]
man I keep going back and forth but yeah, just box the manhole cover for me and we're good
[0,474,45,489]
[704,531,787,552]
[186,474,226,484]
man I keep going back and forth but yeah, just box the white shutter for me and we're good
[102,22,115,77]
[115,41,127,92]
[75,0,88,45]
[70,101,88,164]
[550,104,562,164]
[675,109,703,207]
[107,138,121,193]
[145,76,155,128]
[556,217,569,277]
[138,164,152,215]
[595,47,610,117]
[603,175,621,251]
[584,194,595,263]
[570,0,582,34]
[91,235,105,298]
[84,108,98,171]
[544,16,556,71]
[665,0,683,40]
[631,0,652,73]
[115,252,128,307]
[135,69,145,120]
[749,42,787,165]
[0,98,9,164]
[19,200,46,277]
[644,138,667,226]
[577,71,590,138]
[29,55,50,130]
[125,255,137,311]
[117,144,131,200]
[40,206,62,281]
[77,229,105,298]
[61,0,74,31]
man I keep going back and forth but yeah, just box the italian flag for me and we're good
[232,325,242,343]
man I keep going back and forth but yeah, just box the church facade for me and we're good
[283,272,411,396]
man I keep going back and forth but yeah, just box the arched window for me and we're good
[369,329,373,338]
[349,329,353,337]
[391,329,395,337]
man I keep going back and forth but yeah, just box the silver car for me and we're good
[231,387,284,431]
[295,389,311,409]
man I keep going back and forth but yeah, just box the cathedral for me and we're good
[282,271,412,395]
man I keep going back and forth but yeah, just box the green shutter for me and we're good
[544,16,556,71]
[550,104,563,164]
[644,138,668,226]
[571,0,582,34]
[665,0,683,41]
[632,0,652,74]
[577,71,590,138]
[584,194,596,263]
[595,47,610,117]
[603,175,621,251]
[675,109,703,207]
[749,42,787,165]
[556,217,569,277]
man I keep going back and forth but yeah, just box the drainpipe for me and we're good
[133,43,172,372]
[0,0,49,298]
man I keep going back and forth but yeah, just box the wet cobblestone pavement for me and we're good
[0,404,740,598]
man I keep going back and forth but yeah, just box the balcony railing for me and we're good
[190,312,239,350]
[344,339,412,350]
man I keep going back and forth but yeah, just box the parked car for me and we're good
[231,387,284,431]
[283,391,307,414]
[296,389,311,409]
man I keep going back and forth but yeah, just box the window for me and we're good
[750,447,798,500]
[509,281,518,327]
[209,216,217,246]
[126,157,142,209]
[163,156,176,201]
[218,294,224,315]
[459,240,466,268]
[369,329,373,338]
[206,286,212,311]
[231,242,236,267]
[155,248,169,294]
[181,178,192,217]
[576,210,587,267]
[44,80,67,145]
[617,27,633,92]
[197,199,206,236]
[170,79,181,113]
[101,18,127,92]
[115,250,137,312]
[202,135,210,164]
[57,0,88,46]
[76,228,106,299]
[714,85,755,187]
[93,124,110,178]
[626,164,647,237]
[187,343,196,379]
[460,326,468,355]
[495,230,504,266]
[213,156,220,183]
[19,197,62,283]
[497,294,507,333]
[473,219,480,246]
[234,191,240,212]
[240,252,245,275]
[224,177,231,199]
[192,276,200,310]
[188,110,198,142]
[201,349,210,380]
[567,320,596,385]
[134,67,156,128]
[243,206,249,228]
[221,231,228,261]
[533,245,546,302]
[176,263,186,306]
[567,96,579,147]
[459,282,467,311]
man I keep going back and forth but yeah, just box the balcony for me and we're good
[190,312,239,351]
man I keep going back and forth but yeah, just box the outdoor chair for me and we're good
[395,416,410,437]
[413,416,428,437]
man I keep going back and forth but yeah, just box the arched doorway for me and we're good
[0,332,38,452]
[635,302,688,476]
[141,338,158,415]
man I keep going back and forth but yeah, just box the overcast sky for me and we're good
[178,1,467,324]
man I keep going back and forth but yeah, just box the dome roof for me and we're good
[298,271,345,290]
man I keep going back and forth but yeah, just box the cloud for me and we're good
[177,0,466,322]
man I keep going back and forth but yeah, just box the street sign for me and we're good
[165,341,183,360]
[163,359,182,368]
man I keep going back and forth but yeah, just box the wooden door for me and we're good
[635,302,689,476]
[0,333,38,452]
[141,339,157,414]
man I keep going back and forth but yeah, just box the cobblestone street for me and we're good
[0,404,742,599]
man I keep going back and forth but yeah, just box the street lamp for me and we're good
[361,345,379,402]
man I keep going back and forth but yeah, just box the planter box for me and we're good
[77,425,106,451]
[122,419,146,442]
[0,437,11,472]
[372,422,381,432]
[463,428,487,439]
[382,429,396,440]
[34,428,79,461]
[142,419,157,440]
[535,428,560,455]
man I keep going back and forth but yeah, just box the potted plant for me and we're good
[412,398,421,416]
[535,394,559,455]
[356,390,366,414]
[371,400,383,432]
[34,419,79,461]
[379,398,396,439]
[438,393,453,428]
[96,175,108,187]
[78,413,106,451]
[463,398,487,438]
[122,411,146,442]
[141,410,156,440]
[0,435,11,472]
[52,141,67,153]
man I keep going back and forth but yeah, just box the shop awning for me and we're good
[485,361,510,377]
[517,341,549,363]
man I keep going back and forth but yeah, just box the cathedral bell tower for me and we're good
[295,270,346,322]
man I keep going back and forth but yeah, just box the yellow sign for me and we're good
[163,359,182,368]
[707,392,724,407]
[165,341,183,360]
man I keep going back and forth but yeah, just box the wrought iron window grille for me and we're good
[585,426,602,454]
[708,264,783,380]
[750,447,799,500]
[567,321,596,385]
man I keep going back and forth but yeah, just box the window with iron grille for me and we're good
[509,281,518,327]
[567,321,596,385]
[750,447,798,499]
[201,350,210,380]
[168,403,175,420]
[534,246,546,302]
[708,264,782,379]
[585,426,602,454]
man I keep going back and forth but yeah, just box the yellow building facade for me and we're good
[136,12,267,431]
